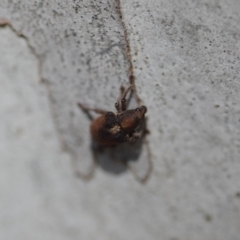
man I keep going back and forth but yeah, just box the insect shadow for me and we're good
[77,85,152,183]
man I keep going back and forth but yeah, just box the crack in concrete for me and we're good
[0,18,64,151]
[115,0,142,105]
[0,18,42,83]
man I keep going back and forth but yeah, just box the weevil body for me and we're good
[91,106,147,146]
[78,85,147,147]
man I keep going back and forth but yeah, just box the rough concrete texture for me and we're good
[1,1,240,240]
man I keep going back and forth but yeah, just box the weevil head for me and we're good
[117,105,147,133]
[134,105,147,119]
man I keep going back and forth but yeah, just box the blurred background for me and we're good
[1,1,240,240]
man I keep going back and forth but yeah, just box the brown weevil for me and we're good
[77,85,151,183]
[78,85,147,147]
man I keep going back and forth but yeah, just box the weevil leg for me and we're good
[120,85,125,95]
[127,132,141,143]
[121,85,133,101]
[78,102,107,115]
[125,118,152,184]
[115,101,121,112]
[120,85,133,111]
[115,86,124,112]
[127,126,147,143]
[115,85,133,112]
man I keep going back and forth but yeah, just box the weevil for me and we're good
[78,85,147,147]
[77,85,152,183]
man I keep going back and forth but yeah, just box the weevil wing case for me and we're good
[90,113,128,147]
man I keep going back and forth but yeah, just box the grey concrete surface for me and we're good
[1,1,240,240]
